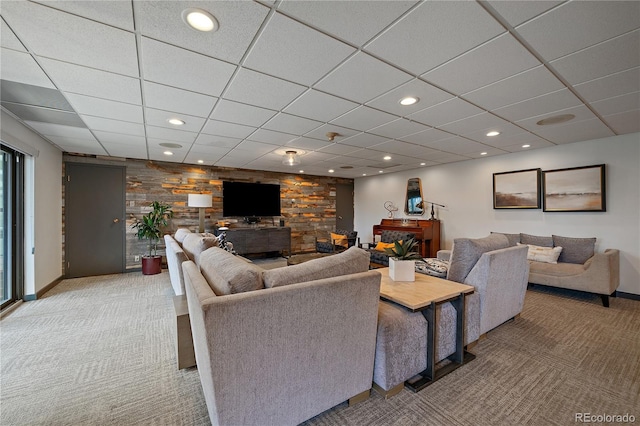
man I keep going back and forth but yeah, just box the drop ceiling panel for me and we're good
[574,67,640,103]
[283,90,358,123]
[1,18,26,51]
[1,1,139,77]
[1,80,73,111]
[244,13,355,86]
[370,140,440,158]
[408,98,484,127]
[133,1,269,63]
[330,106,396,131]
[66,94,143,123]
[93,131,146,147]
[492,89,582,122]
[194,134,241,149]
[103,143,148,159]
[278,0,416,46]
[368,118,429,139]
[201,120,256,139]
[2,103,85,127]
[340,132,388,148]
[486,0,563,27]
[211,100,277,128]
[148,149,186,163]
[223,68,306,110]
[143,82,216,118]
[366,79,453,117]
[317,143,363,156]
[140,37,236,96]
[501,139,555,153]
[427,152,471,164]
[424,136,490,155]
[424,34,540,95]
[549,30,640,85]
[467,147,508,159]
[285,137,332,151]
[262,113,323,136]
[441,114,525,144]
[23,121,94,139]
[80,116,145,136]
[515,1,640,62]
[231,140,280,156]
[32,0,135,31]
[533,118,615,144]
[215,156,252,168]
[1,49,54,88]
[591,93,640,117]
[144,108,205,133]
[462,66,564,111]
[39,58,141,104]
[187,144,231,157]
[56,142,107,156]
[366,1,503,75]
[304,124,360,141]
[246,129,298,145]
[315,52,412,103]
[399,128,453,146]
[603,110,640,134]
[515,105,600,134]
[146,126,196,144]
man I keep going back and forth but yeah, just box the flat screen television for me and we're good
[222,181,281,217]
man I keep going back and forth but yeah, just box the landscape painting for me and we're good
[493,168,541,209]
[543,164,606,212]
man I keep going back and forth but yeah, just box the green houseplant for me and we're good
[385,238,422,281]
[131,201,173,275]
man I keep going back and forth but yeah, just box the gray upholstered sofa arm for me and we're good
[437,249,451,261]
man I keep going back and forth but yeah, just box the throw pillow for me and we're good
[552,235,596,264]
[330,232,349,248]
[490,232,520,247]
[520,233,553,248]
[174,228,191,244]
[447,234,509,283]
[415,258,449,278]
[518,243,563,264]
[199,247,264,294]
[182,233,219,266]
[375,241,401,252]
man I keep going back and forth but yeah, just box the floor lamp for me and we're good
[188,194,212,233]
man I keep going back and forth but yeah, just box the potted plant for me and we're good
[385,238,422,281]
[131,201,173,275]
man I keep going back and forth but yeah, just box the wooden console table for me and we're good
[373,219,441,258]
[221,227,291,256]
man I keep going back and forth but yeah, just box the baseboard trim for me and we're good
[24,275,64,301]
[615,291,640,301]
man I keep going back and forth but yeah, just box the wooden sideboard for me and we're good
[222,227,291,256]
[373,219,441,258]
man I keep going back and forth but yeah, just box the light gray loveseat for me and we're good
[493,233,619,307]
[182,246,381,426]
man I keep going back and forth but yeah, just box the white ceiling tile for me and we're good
[215,156,251,168]
[278,0,416,46]
[1,49,54,88]
[516,1,640,62]
[317,143,363,156]
[426,152,472,164]
[463,66,564,110]
[93,131,146,147]
[368,118,429,139]
[31,0,134,30]
[330,105,397,131]
[370,140,440,158]
[467,147,509,159]
[366,79,453,117]
[340,132,388,148]
[315,52,412,103]
[492,89,582,122]
[224,68,306,110]
[1,18,26,51]
[140,38,236,97]
[23,121,93,139]
[501,139,555,153]
[187,144,230,157]
[603,109,640,135]
[144,108,205,133]
[1,1,138,77]
[424,33,540,94]
[285,137,333,151]
[304,124,361,141]
[366,1,503,75]
[533,118,615,144]
[201,120,256,139]
[57,141,107,156]
[263,113,323,136]
[146,126,196,143]
[246,129,298,145]
[591,92,640,117]
[399,128,452,146]
[550,30,640,85]
[148,149,186,163]
[409,98,484,127]
[440,113,526,144]
[284,90,358,122]
[574,67,640,103]
[102,142,148,159]
[194,134,241,149]
[81,116,145,136]
[232,141,280,156]
[38,58,141,104]
[66,94,143,123]
[45,134,96,146]
[423,136,490,155]
[486,1,563,27]
[134,1,269,63]
[143,82,216,118]
[516,105,598,134]
[244,13,355,86]
[211,100,277,128]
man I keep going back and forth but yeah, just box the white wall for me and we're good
[355,133,640,295]
[1,111,63,296]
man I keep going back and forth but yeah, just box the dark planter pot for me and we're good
[142,255,162,275]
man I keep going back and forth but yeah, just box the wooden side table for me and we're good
[173,295,196,369]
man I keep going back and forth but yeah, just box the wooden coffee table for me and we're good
[378,268,476,392]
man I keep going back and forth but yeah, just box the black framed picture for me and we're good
[493,168,541,209]
[542,164,606,212]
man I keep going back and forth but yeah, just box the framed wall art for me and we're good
[493,168,541,209]
[542,164,606,212]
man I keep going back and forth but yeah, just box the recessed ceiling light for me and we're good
[378,170,383,173]
[159,142,182,149]
[420,162,426,166]
[383,155,391,160]
[299,170,304,173]
[486,131,500,137]
[522,144,531,148]
[168,118,185,126]
[480,152,488,156]
[182,8,218,32]
[163,151,174,156]
[328,169,335,173]
[536,114,575,126]
[362,173,367,176]
[197,159,204,164]
[399,97,419,106]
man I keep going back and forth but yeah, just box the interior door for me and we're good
[65,163,125,278]
[336,182,354,231]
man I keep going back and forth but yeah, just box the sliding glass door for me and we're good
[1,145,24,310]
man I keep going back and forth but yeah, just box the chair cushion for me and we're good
[447,234,509,283]
[520,233,553,247]
[375,241,398,252]
[182,233,219,266]
[331,232,349,248]
[380,230,415,244]
[263,246,370,288]
[519,243,563,264]
[415,258,449,278]
[199,247,264,295]
[174,228,192,244]
[552,235,596,264]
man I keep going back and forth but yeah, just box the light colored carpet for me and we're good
[1,271,638,425]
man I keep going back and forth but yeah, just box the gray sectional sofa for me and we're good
[182,246,382,426]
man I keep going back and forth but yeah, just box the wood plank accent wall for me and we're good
[63,155,352,270]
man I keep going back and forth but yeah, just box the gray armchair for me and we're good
[360,230,417,267]
[316,229,357,253]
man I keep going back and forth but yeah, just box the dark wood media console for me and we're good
[373,219,441,258]
[222,227,291,256]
